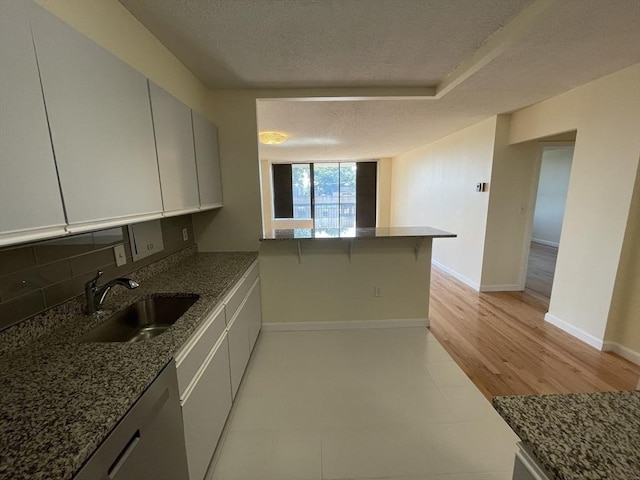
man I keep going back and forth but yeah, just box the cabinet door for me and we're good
[182,336,232,480]
[192,112,223,210]
[29,3,163,232]
[148,82,200,216]
[0,1,67,246]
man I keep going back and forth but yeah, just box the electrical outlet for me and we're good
[113,244,127,267]
[374,286,382,298]
[182,228,188,241]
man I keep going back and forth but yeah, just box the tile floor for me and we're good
[208,328,519,480]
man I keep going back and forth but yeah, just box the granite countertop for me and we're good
[493,391,640,480]
[0,250,257,480]
[261,225,456,241]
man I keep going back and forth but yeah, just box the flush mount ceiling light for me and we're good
[259,131,288,145]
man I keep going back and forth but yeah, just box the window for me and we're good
[292,164,311,219]
[272,161,377,230]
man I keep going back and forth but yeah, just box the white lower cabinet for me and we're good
[181,335,232,480]
[175,261,261,480]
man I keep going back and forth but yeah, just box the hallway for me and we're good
[524,241,558,304]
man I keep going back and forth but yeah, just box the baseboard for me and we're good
[262,318,429,332]
[544,312,604,350]
[531,238,560,248]
[479,284,524,292]
[602,341,640,366]
[432,260,480,291]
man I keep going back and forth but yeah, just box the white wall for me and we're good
[480,115,540,291]
[510,64,640,348]
[391,117,496,289]
[391,114,541,292]
[532,147,573,247]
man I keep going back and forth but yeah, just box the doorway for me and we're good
[525,144,574,305]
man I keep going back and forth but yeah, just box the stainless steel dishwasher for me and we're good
[74,363,189,480]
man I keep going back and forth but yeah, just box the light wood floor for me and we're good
[428,257,640,400]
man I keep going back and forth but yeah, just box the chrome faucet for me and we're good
[84,270,139,314]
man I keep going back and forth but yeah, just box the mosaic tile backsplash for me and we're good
[0,214,195,331]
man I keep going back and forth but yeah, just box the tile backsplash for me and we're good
[0,214,195,331]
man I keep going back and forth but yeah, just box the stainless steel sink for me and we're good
[79,295,199,343]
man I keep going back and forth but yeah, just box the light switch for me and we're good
[113,244,127,267]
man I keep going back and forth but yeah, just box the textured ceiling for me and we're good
[119,0,534,88]
[119,0,640,161]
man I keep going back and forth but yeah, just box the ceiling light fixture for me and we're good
[259,131,288,145]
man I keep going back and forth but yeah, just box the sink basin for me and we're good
[79,295,199,343]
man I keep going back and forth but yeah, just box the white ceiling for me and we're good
[119,0,640,161]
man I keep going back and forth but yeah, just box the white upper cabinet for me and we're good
[192,112,224,210]
[0,1,67,246]
[28,3,163,232]
[148,82,200,216]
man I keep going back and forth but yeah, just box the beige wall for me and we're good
[193,90,263,251]
[35,0,212,120]
[259,238,432,324]
[605,162,640,360]
[510,64,640,347]
[481,115,540,290]
[390,117,496,288]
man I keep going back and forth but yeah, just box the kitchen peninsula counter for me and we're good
[258,225,455,327]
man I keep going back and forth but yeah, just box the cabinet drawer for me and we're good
[223,261,259,323]
[182,335,232,480]
[174,304,226,397]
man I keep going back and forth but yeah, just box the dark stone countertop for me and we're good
[260,226,456,241]
[493,391,640,480]
[0,251,257,480]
